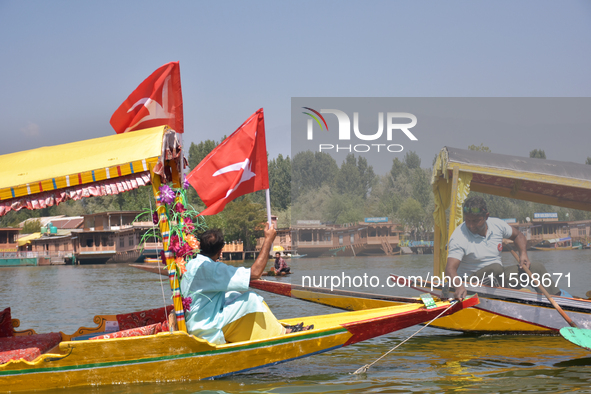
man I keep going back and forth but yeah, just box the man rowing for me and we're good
[445,196,564,300]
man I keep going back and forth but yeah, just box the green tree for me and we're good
[411,168,431,209]
[468,143,491,152]
[529,149,546,159]
[21,219,41,234]
[268,154,291,210]
[188,139,221,170]
[404,151,421,169]
[387,158,409,190]
[397,197,425,240]
[324,192,364,224]
[291,184,333,224]
[586,157,591,165]
[221,196,266,250]
[291,151,338,201]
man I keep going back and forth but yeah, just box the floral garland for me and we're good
[138,179,207,313]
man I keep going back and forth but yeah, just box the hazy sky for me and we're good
[1,1,590,167]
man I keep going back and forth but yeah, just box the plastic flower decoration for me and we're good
[138,180,206,280]
[159,184,175,205]
[182,296,192,312]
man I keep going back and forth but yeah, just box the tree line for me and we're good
[2,140,590,246]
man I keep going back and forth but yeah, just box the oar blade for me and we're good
[560,327,591,351]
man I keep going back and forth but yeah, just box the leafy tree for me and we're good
[188,139,221,170]
[221,196,266,250]
[411,168,431,209]
[275,207,291,229]
[291,151,338,201]
[529,149,546,159]
[586,157,591,165]
[324,192,364,224]
[397,197,425,240]
[404,151,421,169]
[21,219,41,234]
[468,143,491,152]
[291,184,333,224]
[268,154,291,210]
[388,158,408,186]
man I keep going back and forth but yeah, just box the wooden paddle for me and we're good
[508,249,578,328]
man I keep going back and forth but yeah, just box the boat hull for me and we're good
[0,298,477,392]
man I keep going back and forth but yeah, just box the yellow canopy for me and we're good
[0,126,168,201]
[17,232,42,247]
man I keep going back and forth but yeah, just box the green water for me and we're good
[1,250,591,393]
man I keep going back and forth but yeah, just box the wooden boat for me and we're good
[0,128,479,390]
[254,148,591,334]
[427,147,591,333]
[0,296,477,392]
[250,279,591,334]
[531,237,583,251]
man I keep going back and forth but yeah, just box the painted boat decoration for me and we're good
[0,297,477,392]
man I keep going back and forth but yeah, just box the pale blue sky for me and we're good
[1,1,590,165]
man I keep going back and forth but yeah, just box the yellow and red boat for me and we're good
[252,147,591,335]
[0,128,479,391]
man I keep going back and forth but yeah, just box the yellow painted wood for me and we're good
[446,163,591,191]
[429,308,551,333]
[0,302,446,392]
[471,182,591,212]
[433,223,442,277]
[444,166,460,275]
[291,289,408,311]
[0,127,166,199]
[149,163,187,333]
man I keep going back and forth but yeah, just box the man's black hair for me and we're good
[199,229,225,258]
[463,195,488,216]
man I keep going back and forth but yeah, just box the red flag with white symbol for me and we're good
[110,61,183,134]
[187,109,269,216]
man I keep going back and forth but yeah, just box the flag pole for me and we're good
[265,189,273,228]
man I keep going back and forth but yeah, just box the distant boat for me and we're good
[531,237,583,251]
[290,253,306,258]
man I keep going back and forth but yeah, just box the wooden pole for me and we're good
[149,161,187,332]
[508,249,577,328]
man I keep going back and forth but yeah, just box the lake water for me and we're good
[2,250,591,393]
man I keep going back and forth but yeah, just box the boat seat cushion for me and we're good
[0,348,40,364]
[0,332,62,364]
[0,307,12,338]
[89,320,169,340]
[116,305,174,331]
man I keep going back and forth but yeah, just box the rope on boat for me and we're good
[353,300,457,375]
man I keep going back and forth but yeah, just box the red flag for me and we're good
[187,109,269,216]
[110,61,183,134]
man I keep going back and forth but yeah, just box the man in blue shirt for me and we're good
[181,224,311,344]
[445,196,560,299]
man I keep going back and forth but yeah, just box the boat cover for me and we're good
[0,126,170,216]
